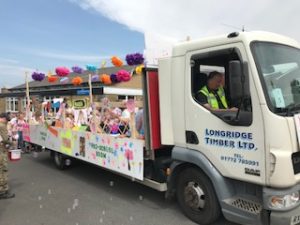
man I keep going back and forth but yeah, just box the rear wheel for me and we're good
[176,168,221,225]
[49,150,55,158]
[53,152,71,170]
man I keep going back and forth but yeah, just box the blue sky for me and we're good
[0,0,144,87]
[1,0,300,88]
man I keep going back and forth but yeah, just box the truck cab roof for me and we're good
[172,31,300,57]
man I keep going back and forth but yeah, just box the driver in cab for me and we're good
[196,71,238,112]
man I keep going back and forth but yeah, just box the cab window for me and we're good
[191,48,252,125]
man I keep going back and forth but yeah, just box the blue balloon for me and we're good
[86,65,97,72]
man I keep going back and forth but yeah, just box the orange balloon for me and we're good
[72,76,83,86]
[48,76,58,83]
[100,74,112,85]
[111,56,123,67]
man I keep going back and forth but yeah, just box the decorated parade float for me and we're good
[23,53,157,182]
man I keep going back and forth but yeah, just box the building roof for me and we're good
[10,65,136,90]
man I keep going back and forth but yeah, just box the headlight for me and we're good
[269,192,300,209]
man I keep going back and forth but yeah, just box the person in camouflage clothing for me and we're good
[0,112,15,199]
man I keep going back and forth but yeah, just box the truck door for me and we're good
[184,43,266,185]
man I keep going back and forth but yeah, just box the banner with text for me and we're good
[28,125,144,180]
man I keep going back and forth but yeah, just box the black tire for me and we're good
[53,152,70,170]
[176,168,221,225]
[49,150,55,159]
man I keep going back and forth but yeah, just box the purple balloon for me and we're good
[91,74,99,82]
[110,74,119,83]
[125,53,144,66]
[72,66,83,74]
[31,72,45,81]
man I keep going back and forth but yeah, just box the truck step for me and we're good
[223,197,262,215]
[136,178,167,192]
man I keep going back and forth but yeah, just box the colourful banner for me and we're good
[28,125,144,180]
[29,125,48,147]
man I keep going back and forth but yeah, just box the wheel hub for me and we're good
[184,182,205,210]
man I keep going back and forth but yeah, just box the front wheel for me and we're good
[176,168,221,225]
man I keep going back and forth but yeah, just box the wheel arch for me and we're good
[167,146,235,201]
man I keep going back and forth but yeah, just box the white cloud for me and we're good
[0,58,19,64]
[30,50,109,62]
[0,63,36,88]
[70,0,300,41]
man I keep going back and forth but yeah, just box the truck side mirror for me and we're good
[216,60,252,126]
[229,60,250,104]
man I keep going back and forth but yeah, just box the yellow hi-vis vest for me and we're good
[199,86,228,109]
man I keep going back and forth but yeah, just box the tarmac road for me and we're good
[0,151,238,225]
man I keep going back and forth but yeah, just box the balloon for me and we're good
[56,67,70,77]
[91,74,99,82]
[116,70,131,82]
[72,66,83,74]
[110,74,119,83]
[48,76,58,83]
[135,65,144,75]
[101,60,106,68]
[72,76,83,86]
[100,74,112,85]
[86,64,97,72]
[32,72,45,81]
[111,56,123,67]
[126,53,144,65]
[47,71,53,77]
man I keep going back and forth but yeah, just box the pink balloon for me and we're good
[56,67,70,77]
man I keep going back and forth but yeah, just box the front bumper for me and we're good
[270,204,300,225]
[264,184,300,225]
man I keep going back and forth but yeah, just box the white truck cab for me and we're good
[160,31,300,225]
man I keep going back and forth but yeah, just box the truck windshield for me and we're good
[252,42,300,116]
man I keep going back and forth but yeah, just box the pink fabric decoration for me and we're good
[116,70,131,82]
[55,67,70,77]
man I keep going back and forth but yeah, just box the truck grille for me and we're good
[229,198,262,214]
